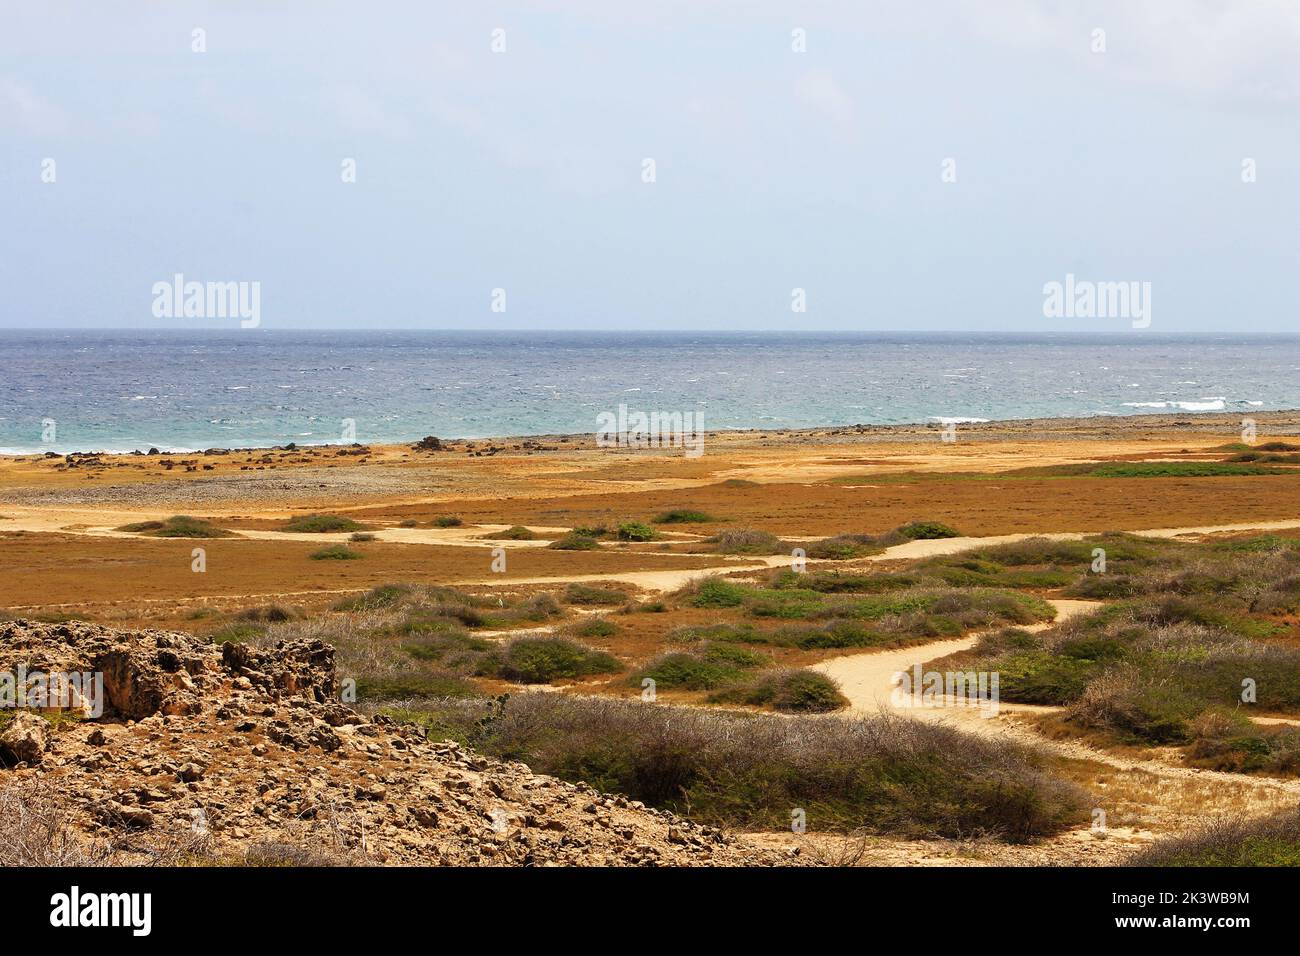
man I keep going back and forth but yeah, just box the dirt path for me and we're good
[812,597,1300,849]
[812,599,1100,715]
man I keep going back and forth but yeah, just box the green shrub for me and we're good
[804,534,884,559]
[688,577,749,608]
[616,521,657,542]
[283,513,366,533]
[117,515,233,538]
[309,545,363,560]
[573,617,619,638]
[549,533,600,551]
[653,509,717,524]
[564,583,628,605]
[633,651,759,691]
[432,516,464,527]
[498,637,622,684]
[487,525,536,540]
[896,521,961,540]
[708,529,783,554]
[711,669,849,713]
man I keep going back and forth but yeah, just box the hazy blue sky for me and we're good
[2,1,1297,332]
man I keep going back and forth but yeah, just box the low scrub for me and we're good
[283,513,367,533]
[486,525,536,540]
[563,583,628,605]
[1132,807,1300,866]
[571,617,619,639]
[653,509,717,524]
[708,529,783,555]
[496,637,621,684]
[615,521,657,542]
[117,515,233,538]
[632,643,767,691]
[309,545,362,560]
[549,533,600,551]
[709,668,848,713]
[393,694,1086,841]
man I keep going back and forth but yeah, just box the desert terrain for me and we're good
[3,410,1300,866]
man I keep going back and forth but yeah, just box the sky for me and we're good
[1,0,1298,333]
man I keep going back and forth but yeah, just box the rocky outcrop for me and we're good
[0,620,781,866]
[0,713,48,765]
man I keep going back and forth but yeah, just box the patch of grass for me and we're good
[486,525,536,540]
[309,545,363,560]
[1132,806,1300,866]
[391,694,1086,840]
[896,520,961,540]
[497,637,622,684]
[1228,452,1300,464]
[235,604,299,623]
[572,617,619,638]
[633,645,767,691]
[803,534,884,559]
[432,516,463,528]
[282,513,366,533]
[710,669,849,713]
[686,577,749,608]
[615,521,657,542]
[563,583,628,605]
[827,461,1291,483]
[1018,461,1289,479]
[117,515,233,538]
[331,583,413,611]
[549,533,600,551]
[652,509,718,524]
[356,673,479,699]
[209,622,266,644]
[708,529,783,554]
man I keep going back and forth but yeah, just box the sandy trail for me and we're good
[4,503,1297,553]
[814,598,1300,803]
[813,599,1101,716]
[859,519,1300,562]
[3,515,1295,609]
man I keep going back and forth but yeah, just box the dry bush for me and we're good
[0,781,113,866]
[401,693,1087,842]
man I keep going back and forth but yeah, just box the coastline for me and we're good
[3,408,1298,459]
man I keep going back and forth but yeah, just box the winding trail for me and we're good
[812,598,1101,719]
[813,597,1300,810]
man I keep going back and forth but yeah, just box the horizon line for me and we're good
[2,327,1298,337]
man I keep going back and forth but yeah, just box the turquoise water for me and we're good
[0,330,1295,453]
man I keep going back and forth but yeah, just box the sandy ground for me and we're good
[4,410,1300,865]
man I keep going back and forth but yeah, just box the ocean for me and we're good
[0,330,1296,454]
